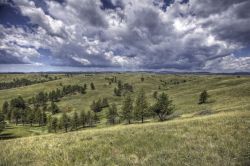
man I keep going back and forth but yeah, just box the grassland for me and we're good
[0,73,249,165]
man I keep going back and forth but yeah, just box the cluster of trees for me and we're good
[1,96,49,126]
[90,98,109,113]
[48,110,97,133]
[0,77,59,90]
[28,84,86,106]
[114,80,133,96]
[105,76,117,85]
[160,79,187,86]
[108,89,175,125]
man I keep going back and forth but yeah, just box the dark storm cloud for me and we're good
[0,0,250,72]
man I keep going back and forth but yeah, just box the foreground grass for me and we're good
[0,111,249,166]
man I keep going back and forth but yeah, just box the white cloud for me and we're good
[0,0,249,72]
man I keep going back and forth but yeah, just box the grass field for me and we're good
[0,73,249,165]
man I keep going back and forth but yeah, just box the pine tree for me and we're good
[141,76,144,82]
[122,94,133,124]
[134,89,148,123]
[80,110,86,127]
[101,98,109,108]
[51,117,58,133]
[61,112,70,132]
[47,115,52,132]
[107,103,118,124]
[41,110,47,126]
[199,90,209,104]
[20,108,27,126]
[90,82,95,90]
[50,102,60,114]
[28,109,35,126]
[86,110,93,126]
[0,111,5,132]
[12,108,20,125]
[2,101,9,115]
[153,91,158,99]
[72,111,79,130]
[151,92,174,121]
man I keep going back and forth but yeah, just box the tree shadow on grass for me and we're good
[0,133,19,140]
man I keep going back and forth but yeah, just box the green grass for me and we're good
[0,111,249,165]
[0,73,249,165]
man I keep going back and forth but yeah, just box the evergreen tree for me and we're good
[122,94,133,124]
[90,100,102,113]
[101,98,109,108]
[114,87,121,96]
[153,91,158,99]
[0,111,5,132]
[51,117,58,133]
[141,76,144,82]
[72,111,79,130]
[36,108,42,126]
[12,108,20,125]
[107,103,118,124]
[50,102,60,114]
[134,89,148,123]
[84,83,87,90]
[90,82,95,90]
[28,109,35,126]
[20,108,28,126]
[86,110,93,126]
[61,112,70,132]
[80,110,86,127]
[47,115,52,132]
[117,80,123,89]
[2,101,9,115]
[41,110,47,126]
[151,92,174,121]
[199,90,209,104]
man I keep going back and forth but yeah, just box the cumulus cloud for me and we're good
[0,0,250,72]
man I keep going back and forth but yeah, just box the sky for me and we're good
[0,0,250,72]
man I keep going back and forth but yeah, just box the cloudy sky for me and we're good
[0,0,250,72]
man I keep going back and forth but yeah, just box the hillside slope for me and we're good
[0,111,249,165]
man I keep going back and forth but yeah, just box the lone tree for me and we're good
[107,103,118,124]
[141,76,144,82]
[90,82,95,90]
[153,91,158,99]
[199,90,208,104]
[151,92,174,121]
[122,94,133,124]
[134,89,148,123]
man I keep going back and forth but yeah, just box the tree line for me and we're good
[28,84,86,106]
[0,76,59,90]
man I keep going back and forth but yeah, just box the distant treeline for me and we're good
[0,76,60,90]
[28,84,87,106]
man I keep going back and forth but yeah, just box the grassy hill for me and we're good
[0,73,249,165]
[0,111,249,165]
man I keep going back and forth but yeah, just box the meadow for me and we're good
[0,73,249,165]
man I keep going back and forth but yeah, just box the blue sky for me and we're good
[0,0,250,72]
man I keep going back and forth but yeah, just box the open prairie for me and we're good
[0,73,249,165]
